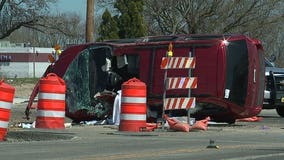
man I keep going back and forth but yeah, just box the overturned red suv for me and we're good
[27,34,265,123]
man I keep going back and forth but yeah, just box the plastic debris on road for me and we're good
[19,121,35,129]
[206,139,220,149]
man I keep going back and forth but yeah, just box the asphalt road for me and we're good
[1,107,284,160]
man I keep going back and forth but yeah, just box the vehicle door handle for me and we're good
[254,69,256,83]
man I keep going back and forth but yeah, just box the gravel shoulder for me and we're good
[13,82,36,98]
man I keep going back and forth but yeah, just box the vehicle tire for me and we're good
[276,107,284,117]
[226,119,236,125]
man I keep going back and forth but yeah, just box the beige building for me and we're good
[0,43,54,78]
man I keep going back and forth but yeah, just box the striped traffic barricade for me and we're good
[166,77,197,90]
[160,57,196,69]
[161,43,197,127]
[164,97,196,110]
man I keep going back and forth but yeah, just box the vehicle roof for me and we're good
[64,34,263,57]
[103,34,246,44]
[73,34,251,49]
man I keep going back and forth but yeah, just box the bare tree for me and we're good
[0,0,58,39]
[144,0,283,35]
[144,0,284,64]
[6,12,85,48]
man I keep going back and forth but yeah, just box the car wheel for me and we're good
[226,119,236,125]
[276,107,284,117]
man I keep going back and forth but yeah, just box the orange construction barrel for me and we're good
[119,78,147,132]
[35,73,66,129]
[0,79,15,141]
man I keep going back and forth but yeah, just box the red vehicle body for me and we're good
[26,34,265,123]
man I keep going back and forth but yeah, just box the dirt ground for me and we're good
[9,81,38,127]
[13,82,36,98]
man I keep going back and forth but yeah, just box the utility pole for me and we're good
[33,8,36,78]
[86,0,94,42]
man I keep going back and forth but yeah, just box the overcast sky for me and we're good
[53,0,87,18]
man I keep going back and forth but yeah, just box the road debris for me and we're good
[206,139,220,149]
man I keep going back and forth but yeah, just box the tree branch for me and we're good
[0,0,6,11]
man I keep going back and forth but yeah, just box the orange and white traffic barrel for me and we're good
[119,78,147,132]
[35,73,66,129]
[0,79,15,141]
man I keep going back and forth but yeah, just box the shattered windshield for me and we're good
[62,45,141,122]
[64,49,91,114]
[63,47,113,121]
